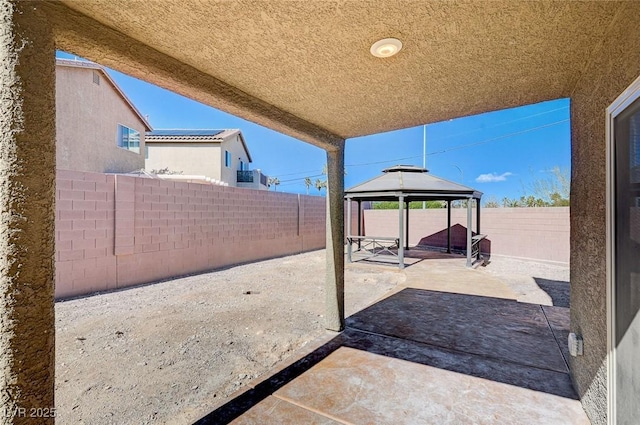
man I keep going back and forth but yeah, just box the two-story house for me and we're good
[56,58,152,173]
[145,129,268,189]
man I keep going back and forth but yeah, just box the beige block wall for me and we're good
[145,143,221,178]
[363,207,569,263]
[56,65,146,173]
[55,169,327,298]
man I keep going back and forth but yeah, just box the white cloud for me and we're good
[475,172,513,183]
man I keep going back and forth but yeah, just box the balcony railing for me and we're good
[237,170,254,183]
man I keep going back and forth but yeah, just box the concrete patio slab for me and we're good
[195,251,587,425]
[198,286,588,424]
[229,396,341,425]
[275,346,588,425]
[346,289,568,373]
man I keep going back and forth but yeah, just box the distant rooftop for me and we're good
[146,129,252,162]
[147,129,225,137]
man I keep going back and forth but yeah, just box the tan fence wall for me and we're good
[362,207,570,263]
[55,170,330,298]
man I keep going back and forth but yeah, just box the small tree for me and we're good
[483,195,500,208]
[304,177,312,195]
[268,177,280,191]
[524,166,570,206]
[502,197,520,208]
[314,178,326,194]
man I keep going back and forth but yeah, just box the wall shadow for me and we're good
[194,288,576,424]
[534,277,570,308]
[416,223,492,257]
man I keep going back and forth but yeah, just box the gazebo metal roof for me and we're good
[345,165,482,201]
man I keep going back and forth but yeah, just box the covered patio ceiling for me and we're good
[55,1,620,145]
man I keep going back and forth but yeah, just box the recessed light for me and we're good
[370,38,403,58]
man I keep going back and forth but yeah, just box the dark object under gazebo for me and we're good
[345,165,484,269]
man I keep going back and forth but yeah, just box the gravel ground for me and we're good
[481,255,570,307]
[55,250,403,424]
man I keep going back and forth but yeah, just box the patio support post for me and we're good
[405,200,410,250]
[476,198,481,260]
[398,195,405,269]
[0,1,56,421]
[346,198,352,263]
[447,200,452,253]
[357,200,362,249]
[325,146,345,331]
[466,198,473,267]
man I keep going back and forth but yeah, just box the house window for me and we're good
[240,160,244,171]
[225,150,231,168]
[117,124,140,153]
[93,71,100,85]
[145,146,149,159]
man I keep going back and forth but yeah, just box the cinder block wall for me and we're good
[363,207,569,263]
[55,170,328,298]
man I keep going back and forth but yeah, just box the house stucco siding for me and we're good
[570,3,640,424]
[145,143,222,179]
[220,135,251,186]
[56,65,146,173]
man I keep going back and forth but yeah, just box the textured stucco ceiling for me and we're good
[58,0,620,141]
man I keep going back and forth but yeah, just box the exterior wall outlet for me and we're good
[568,332,584,356]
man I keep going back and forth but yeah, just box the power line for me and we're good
[345,118,569,168]
[267,105,569,180]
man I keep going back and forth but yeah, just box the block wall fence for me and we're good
[55,170,569,298]
[54,170,343,298]
[361,207,569,264]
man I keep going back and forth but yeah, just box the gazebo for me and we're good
[345,165,483,269]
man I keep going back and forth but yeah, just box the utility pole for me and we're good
[422,125,427,209]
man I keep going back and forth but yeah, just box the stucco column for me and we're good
[325,146,345,331]
[0,2,56,422]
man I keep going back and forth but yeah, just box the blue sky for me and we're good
[59,51,570,201]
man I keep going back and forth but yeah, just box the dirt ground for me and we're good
[55,250,405,424]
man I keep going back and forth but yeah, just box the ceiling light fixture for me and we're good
[370,38,403,58]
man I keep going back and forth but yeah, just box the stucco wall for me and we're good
[363,208,569,263]
[56,65,146,173]
[55,169,328,298]
[220,135,251,186]
[145,135,250,186]
[145,143,221,178]
[569,3,640,424]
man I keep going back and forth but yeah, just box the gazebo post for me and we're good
[357,200,362,249]
[466,198,473,267]
[476,197,481,260]
[347,198,352,263]
[398,195,405,269]
[405,200,410,250]
[447,200,452,253]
